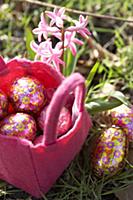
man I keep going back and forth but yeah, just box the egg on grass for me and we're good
[92,127,128,177]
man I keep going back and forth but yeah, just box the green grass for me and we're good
[0,0,133,199]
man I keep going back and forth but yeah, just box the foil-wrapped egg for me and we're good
[10,77,47,114]
[92,127,128,177]
[110,104,133,141]
[0,113,36,141]
[0,89,8,119]
[38,106,72,136]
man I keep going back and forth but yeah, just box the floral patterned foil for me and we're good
[0,113,36,141]
[0,89,8,119]
[10,77,46,114]
[111,104,133,141]
[92,127,128,177]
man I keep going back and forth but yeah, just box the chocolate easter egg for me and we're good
[111,104,133,141]
[38,106,72,136]
[0,113,36,141]
[92,127,128,177]
[0,89,8,119]
[10,77,47,114]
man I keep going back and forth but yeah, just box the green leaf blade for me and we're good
[25,27,35,60]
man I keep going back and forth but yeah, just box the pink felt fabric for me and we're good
[0,57,92,198]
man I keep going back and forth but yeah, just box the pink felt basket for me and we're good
[0,57,92,198]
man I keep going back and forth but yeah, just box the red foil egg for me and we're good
[0,113,36,141]
[0,89,8,120]
[38,106,72,136]
[10,77,47,114]
[110,104,133,141]
[92,127,128,177]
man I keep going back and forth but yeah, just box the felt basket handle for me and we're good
[43,73,86,145]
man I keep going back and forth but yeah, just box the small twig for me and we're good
[18,0,133,23]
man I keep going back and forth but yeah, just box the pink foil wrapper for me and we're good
[38,106,72,136]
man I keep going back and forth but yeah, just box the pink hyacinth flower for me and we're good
[43,42,65,71]
[33,13,59,42]
[67,15,91,39]
[58,31,84,56]
[30,40,47,61]
[30,39,64,71]
[45,7,66,28]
